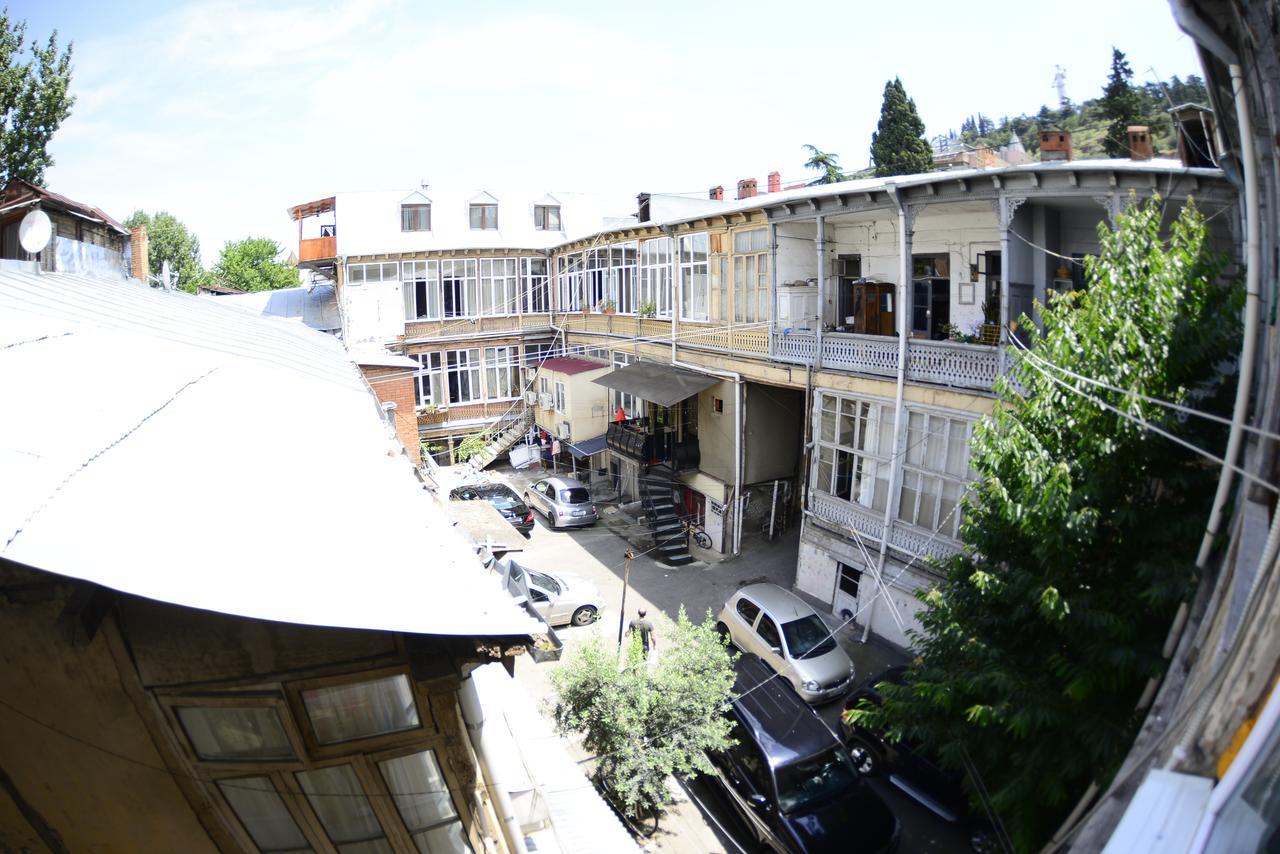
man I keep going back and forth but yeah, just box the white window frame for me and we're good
[411,352,444,409]
[610,351,643,417]
[521,257,549,314]
[478,257,518,317]
[812,392,896,515]
[440,258,477,318]
[446,348,483,404]
[345,261,398,287]
[612,242,637,315]
[483,345,520,401]
[402,260,440,321]
[639,237,672,318]
[584,248,610,310]
[679,233,709,321]
[554,381,566,414]
[896,408,974,540]
[557,252,582,312]
[533,205,561,231]
[733,228,770,324]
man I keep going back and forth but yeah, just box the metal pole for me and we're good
[768,221,778,360]
[617,550,634,649]
[815,215,826,369]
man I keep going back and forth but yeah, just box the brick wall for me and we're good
[130,225,149,281]
[360,365,420,465]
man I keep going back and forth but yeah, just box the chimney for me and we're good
[636,192,651,223]
[767,171,781,194]
[1039,129,1073,162]
[130,224,149,282]
[736,178,757,200]
[709,185,724,201]
[1127,125,1154,160]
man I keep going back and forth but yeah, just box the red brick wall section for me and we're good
[360,366,420,465]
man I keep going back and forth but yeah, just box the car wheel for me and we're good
[570,606,598,627]
[716,622,731,642]
[848,736,883,776]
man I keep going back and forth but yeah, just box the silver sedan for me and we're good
[523,476,599,529]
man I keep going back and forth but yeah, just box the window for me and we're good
[711,398,724,416]
[469,203,498,230]
[295,764,391,852]
[557,253,582,312]
[639,237,672,317]
[380,750,471,854]
[525,342,558,367]
[897,410,973,539]
[735,597,761,625]
[679,233,709,321]
[521,258,549,314]
[446,349,483,404]
[177,706,295,761]
[554,381,566,413]
[733,229,770,324]
[610,352,643,417]
[539,377,549,394]
[403,260,441,321]
[837,561,862,599]
[401,204,431,232]
[584,248,609,310]
[484,346,519,400]
[478,258,517,316]
[218,777,311,853]
[300,674,420,745]
[440,259,477,318]
[346,262,398,287]
[814,393,895,514]
[725,721,769,794]
[611,242,638,314]
[756,614,781,649]
[533,205,561,231]
[412,353,444,408]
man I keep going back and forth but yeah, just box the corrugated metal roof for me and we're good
[216,284,341,332]
[0,271,539,638]
[539,357,608,375]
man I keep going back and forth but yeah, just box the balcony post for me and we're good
[815,215,826,369]
[768,221,778,360]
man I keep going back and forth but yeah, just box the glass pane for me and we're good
[946,420,970,477]
[820,398,837,444]
[817,446,834,494]
[338,840,394,854]
[898,471,918,524]
[178,706,294,761]
[379,750,458,831]
[906,411,925,465]
[918,475,940,529]
[838,399,856,447]
[413,821,472,853]
[295,765,386,846]
[218,777,312,853]
[302,674,419,745]
[924,416,947,471]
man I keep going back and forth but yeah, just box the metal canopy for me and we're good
[592,361,718,407]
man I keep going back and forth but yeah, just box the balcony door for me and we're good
[911,255,950,340]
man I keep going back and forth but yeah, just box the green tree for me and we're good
[551,608,736,820]
[870,78,933,177]
[1100,48,1143,157]
[213,237,298,292]
[847,196,1238,851]
[0,10,73,185]
[802,144,843,185]
[123,210,208,293]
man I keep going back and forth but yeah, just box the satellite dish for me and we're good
[18,209,52,254]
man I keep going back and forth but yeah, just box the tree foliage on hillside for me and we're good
[1099,48,1144,157]
[214,237,297,292]
[124,210,208,293]
[0,10,74,185]
[551,609,735,820]
[847,196,1238,851]
[803,144,844,185]
[870,78,932,177]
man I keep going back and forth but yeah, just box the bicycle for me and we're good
[683,518,713,550]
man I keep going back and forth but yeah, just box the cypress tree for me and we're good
[1100,47,1143,158]
[870,78,933,177]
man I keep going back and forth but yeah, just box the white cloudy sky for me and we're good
[24,0,1202,265]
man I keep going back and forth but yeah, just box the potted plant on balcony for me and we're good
[638,300,657,318]
[599,298,617,315]
[979,301,999,345]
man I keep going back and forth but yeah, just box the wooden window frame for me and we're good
[283,666,437,762]
[157,694,309,774]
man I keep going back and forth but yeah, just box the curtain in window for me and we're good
[301,674,419,745]
[178,706,295,761]
[379,750,471,853]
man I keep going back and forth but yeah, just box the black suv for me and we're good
[841,666,998,853]
[448,483,535,535]
[707,653,899,853]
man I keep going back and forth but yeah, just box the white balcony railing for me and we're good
[769,330,998,391]
[811,491,965,565]
[906,338,1000,391]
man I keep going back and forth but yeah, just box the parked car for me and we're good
[716,583,856,704]
[841,666,998,853]
[522,564,603,628]
[706,653,900,853]
[523,476,598,529]
[449,482,535,535]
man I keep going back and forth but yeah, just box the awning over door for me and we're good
[592,361,718,407]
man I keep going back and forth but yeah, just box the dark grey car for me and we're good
[523,476,598,529]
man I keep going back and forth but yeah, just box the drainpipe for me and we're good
[665,225,678,364]
[815,215,826,369]
[862,190,913,643]
[459,670,528,854]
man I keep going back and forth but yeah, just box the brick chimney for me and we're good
[736,178,758,200]
[130,224,149,281]
[767,171,781,194]
[709,185,724,201]
[1127,125,1154,160]
[1039,130,1073,162]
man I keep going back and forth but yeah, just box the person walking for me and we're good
[628,609,658,658]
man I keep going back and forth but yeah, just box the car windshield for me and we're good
[526,570,562,596]
[476,486,521,509]
[559,487,591,504]
[774,747,860,814]
[781,614,837,659]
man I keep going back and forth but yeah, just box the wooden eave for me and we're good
[288,196,336,220]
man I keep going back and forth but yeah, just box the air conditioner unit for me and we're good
[558,421,572,440]
[539,393,554,409]
[524,390,538,405]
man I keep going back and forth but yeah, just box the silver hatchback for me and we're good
[523,476,599,529]
[716,583,855,704]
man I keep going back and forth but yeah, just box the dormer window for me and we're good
[469,203,498,230]
[401,203,431,232]
[534,205,561,231]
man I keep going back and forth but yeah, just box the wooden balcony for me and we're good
[299,236,336,264]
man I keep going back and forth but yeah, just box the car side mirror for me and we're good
[769,646,782,656]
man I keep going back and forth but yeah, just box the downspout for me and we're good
[665,225,678,364]
[863,190,912,643]
[459,670,528,854]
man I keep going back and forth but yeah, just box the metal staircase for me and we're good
[640,465,694,566]
[466,408,535,471]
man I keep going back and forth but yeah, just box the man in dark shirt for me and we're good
[628,609,658,657]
